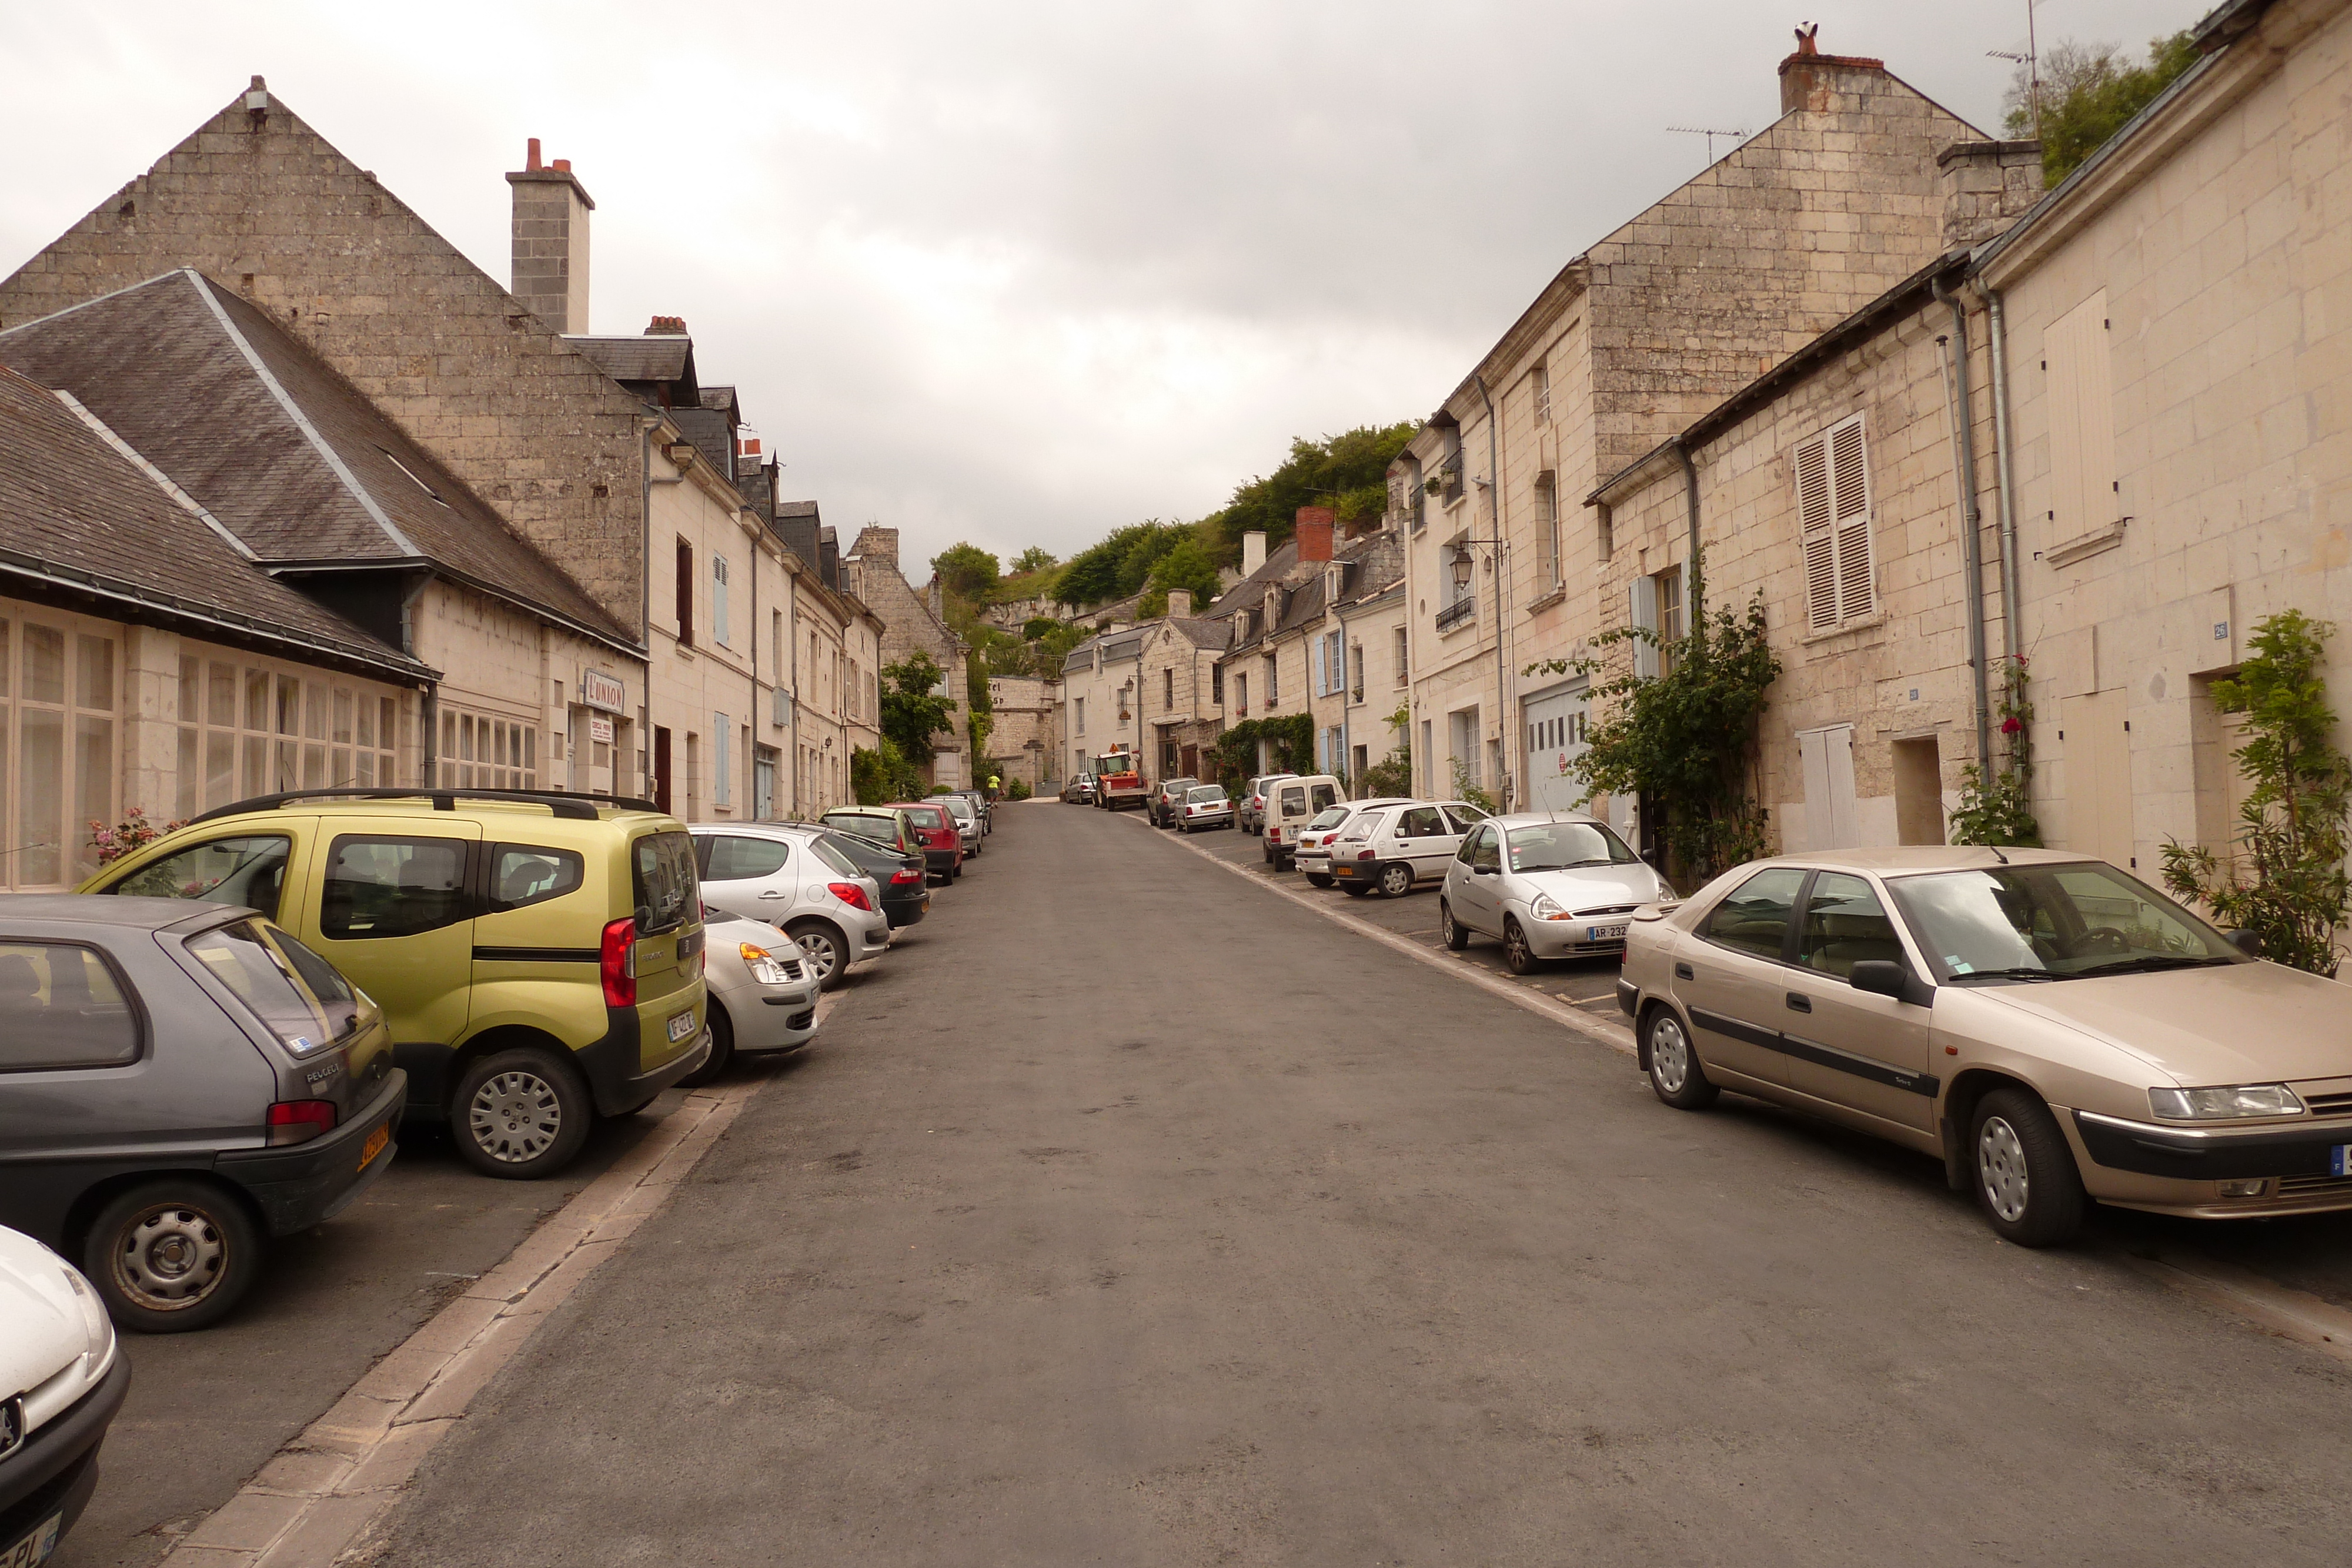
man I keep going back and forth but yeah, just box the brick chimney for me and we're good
[1241,530,1267,577]
[1165,589,1193,618]
[644,315,688,335]
[1295,507,1335,564]
[506,139,594,333]
[1937,140,2046,248]
[851,525,900,568]
[1777,26,1888,116]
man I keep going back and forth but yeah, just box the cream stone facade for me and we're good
[1058,626,1143,781]
[1135,597,1228,783]
[983,676,1063,792]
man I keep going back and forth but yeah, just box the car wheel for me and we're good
[453,1047,594,1179]
[1305,872,1334,888]
[1643,1008,1718,1110]
[85,1179,265,1333]
[678,1002,734,1088]
[1440,900,1469,950]
[1970,1088,2086,1247]
[1377,863,1414,899]
[1502,917,1539,974]
[788,920,850,992]
[1341,884,1372,897]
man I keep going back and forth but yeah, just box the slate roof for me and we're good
[565,334,694,390]
[1170,618,1231,650]
[0,270,633,647]
[0,362,425,680]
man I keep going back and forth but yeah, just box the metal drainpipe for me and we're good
[1933,275,1994,771]
[1475,375,1510,808]
[1976,279,2024,666]
[1675,442,1702,619]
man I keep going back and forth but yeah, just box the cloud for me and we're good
[0,0,2213,575]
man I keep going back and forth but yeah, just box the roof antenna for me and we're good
[1989,843,2010,865]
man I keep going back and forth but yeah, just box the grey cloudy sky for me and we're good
[2,0,2211,579]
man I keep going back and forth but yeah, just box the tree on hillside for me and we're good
[931,543,1001,603]
[1011,547,1057,574]
[880,653,957,766]
[1210,423,1417,559]
[1142,539,1222,617]
[1054,520,1189,608]
[2005,31,2199,183]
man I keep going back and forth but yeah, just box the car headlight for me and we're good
[1528,893,1573,921]
[2149,1084,2305,1119]
[741,942,793,986]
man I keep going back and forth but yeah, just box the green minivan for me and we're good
[82,788,709,1179]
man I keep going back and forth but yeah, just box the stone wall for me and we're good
[841,526,969,785]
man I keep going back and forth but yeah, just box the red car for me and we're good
[887,801,965,884]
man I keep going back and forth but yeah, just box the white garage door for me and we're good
[1522,686,1591,813]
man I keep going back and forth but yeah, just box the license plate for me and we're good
[2,1513,61,1568]
[358,1122,389,1172]
[668,1009,698,1042]
[1334,865,1355,877]
[2333,1145,2352,1177]
[1588,922,1630,942]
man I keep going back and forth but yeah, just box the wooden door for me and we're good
[2062,690,2133,868]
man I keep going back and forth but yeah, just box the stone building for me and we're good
[1057,624,1144,782]
[1587,0,2351,867]
[843,526,970,790]
[1134,593,1231,783]
[981,676,1063,793]
[1391,32,1998,813]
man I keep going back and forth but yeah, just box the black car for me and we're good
[0,895,406,1332]
[815,831,930,929]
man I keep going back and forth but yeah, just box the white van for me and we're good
[1261,774,1344,870]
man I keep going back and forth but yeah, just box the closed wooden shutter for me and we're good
[1311,636,1327,696]
[2045,290,2117,540]
[1795,413,1873,629]
[1631,577,1661,679]
[1796,432,1837,630]
[1830,416,1873,620]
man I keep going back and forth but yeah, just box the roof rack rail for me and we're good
[186,787,665,827]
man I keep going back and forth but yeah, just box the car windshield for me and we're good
[1505,820,1638,872]
[1188,787,1227,803]
[1887,861,2245,981]
[1308,808,1350,830]
[901,806,946,830]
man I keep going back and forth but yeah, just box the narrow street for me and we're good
[359,801,2352,1566]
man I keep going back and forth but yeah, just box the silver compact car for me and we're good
[690,825,891,992]
[683,914,820,1082]
[1440,813,1672,971]
[1176,784,1234,833]
[1295,798,1410,885]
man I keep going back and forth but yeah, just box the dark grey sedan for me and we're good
[0,896,406,1332]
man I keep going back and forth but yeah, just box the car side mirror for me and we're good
[1849,959,1929,1004]
[1474,862,1499,876]
[2227,928,2263,957]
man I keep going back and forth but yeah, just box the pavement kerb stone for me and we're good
[1141,814,1639,1058]
[151,1076,764,1568]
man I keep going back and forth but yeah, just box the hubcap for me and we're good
[114,1204,228,1309]
[796,931,839,980]
[470,1069,563,1164]
[1382,867,1410,896]
[1651,1016,1690,1093]
[1978,1115,2030,1222]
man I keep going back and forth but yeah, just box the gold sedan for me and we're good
[1615,847,2351,1245]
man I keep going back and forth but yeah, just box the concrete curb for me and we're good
[152,1001,819,1568]
[1136,813,1638,1059]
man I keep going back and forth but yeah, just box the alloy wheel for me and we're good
[796,928,841,983]
[1977,1115,2031,1222]
[112,1203,229,1310]
[469,1069,565,1165]
[1504,920,1535,973]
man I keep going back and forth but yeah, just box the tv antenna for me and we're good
[1988,0,2045,140]
[1666,126,1751,166]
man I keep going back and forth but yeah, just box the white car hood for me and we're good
[0,1225,108,1413]
[1514,864,1665,910]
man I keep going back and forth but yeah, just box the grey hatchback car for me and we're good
[0,896,407,1332]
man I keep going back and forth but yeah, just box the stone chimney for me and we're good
[1165,589,1193,619]
[506,139,594,333]
[1241,530,1267,577]
[1777,26,1888,116]
[1295,507,1335,564]
[851,525,900,568]
[1937,141,2046,248]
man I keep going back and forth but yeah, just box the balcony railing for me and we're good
[1435,596,1476,633]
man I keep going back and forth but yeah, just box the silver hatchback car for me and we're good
[1440,813,1673,972]
[690,825,891,992]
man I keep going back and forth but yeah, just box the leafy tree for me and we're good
[852,741,925,804]
[880,653,957,767]
[1211,423,1416,559]
[1011,547,1057,574]
[931,543,1001,603]
[1145,540,1222,614]
[2004,31,2199,183]
[1054,521,1177,607]
[2161,610,2352,976]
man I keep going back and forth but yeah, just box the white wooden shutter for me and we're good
[1631,577,1661,679]
[2046,290,2117,539]
[1795,431,1837,631]
[1311,637,1327,696]
[1829,414,1873,621]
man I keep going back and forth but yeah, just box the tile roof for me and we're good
[0,270,633,647]
[0,361,425,678]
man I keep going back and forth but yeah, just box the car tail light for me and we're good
[891,868,924,884]
[267,1099,339,1147]
[1268,827,1282,842]
[829,881,873,912]
[600,916,638,1008]
[1358,849,1377,861]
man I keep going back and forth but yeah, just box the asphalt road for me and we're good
[54,1093,700,1568]
[370,798,2352,1566]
